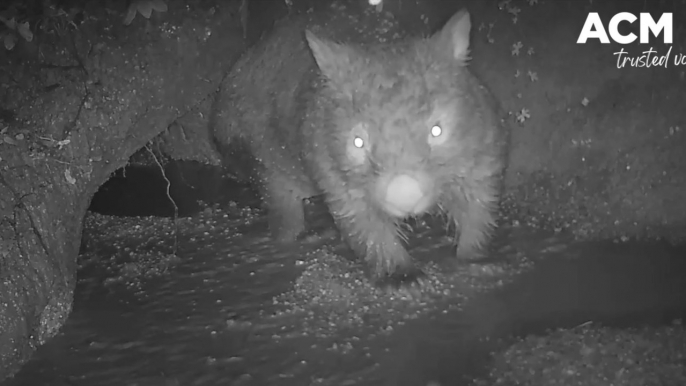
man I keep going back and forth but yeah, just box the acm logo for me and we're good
[577,12,673,45]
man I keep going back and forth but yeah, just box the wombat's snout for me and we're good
[375,173,435,218]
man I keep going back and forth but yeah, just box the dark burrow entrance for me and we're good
[88,156,259,218]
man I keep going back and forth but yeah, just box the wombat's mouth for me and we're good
[374,172,437,218]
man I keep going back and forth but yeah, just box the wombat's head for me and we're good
[306,9,493,219]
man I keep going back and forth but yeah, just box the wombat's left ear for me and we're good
[433,9,472,63]
[305,30,357,85]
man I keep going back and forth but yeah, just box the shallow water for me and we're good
[4,206,686,386]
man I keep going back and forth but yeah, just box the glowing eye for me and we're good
[430,124,443,137]
[347,124,370,166]
[353,136,365,148]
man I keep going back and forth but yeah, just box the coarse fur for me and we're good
[211,8,510,290]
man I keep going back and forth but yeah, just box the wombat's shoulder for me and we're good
[213,15,314,143]
[228,4,409,86]
[227,15,311,93]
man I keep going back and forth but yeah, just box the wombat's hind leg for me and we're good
[262,174,307,243]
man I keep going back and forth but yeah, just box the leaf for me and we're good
[56,139,70,149]
[0,16,15,30]
[3,33,15,50]
[150,0,168,12]
[3,135,16,145]
[137,0,154,19]
[17,22,33,42]
[123,2,138,25]
[65,168,76,185]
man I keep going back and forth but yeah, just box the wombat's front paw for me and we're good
[455,246,502,266]
[272,227,302,244]
[374,266,434,300]
[269,213,305,244]
[296,227,338,246]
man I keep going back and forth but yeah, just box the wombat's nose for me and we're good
[380,174,432,217]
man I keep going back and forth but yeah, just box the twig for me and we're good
[145,144,178,256]
[239,0,248,39]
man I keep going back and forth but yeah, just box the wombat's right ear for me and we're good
[305,30,356,85]
[433,8,472,64]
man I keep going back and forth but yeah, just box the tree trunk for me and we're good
[0,1,246,378]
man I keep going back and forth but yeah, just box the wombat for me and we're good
[211,6,509,291]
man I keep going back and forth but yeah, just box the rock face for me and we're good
[0,1,246,379]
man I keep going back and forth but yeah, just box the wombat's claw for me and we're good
[295,228,340,249]
[375,267,434,300]
[456,248,487,262]
[273,229,301,244]
[456,251,500,265]
[295,229,320,243]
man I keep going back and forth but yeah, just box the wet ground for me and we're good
[4,199,686,386]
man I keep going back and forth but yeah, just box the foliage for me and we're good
[0,0,168,51]
[0,0,84,50]
[123,0,168,26]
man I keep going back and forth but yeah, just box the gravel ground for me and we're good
[474,321,686,386]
